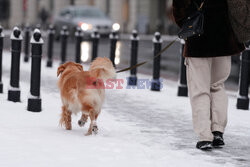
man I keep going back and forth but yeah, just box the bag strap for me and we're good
[193,0,206,11]
[198,1,206,10]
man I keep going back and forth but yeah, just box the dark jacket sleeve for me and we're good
[172,0,192,27]
[227,0,250,27]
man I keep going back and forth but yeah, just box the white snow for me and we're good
[8,85,20,91]
[0,51,249,167]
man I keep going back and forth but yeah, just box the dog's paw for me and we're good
[66,126,72,130]
[92,125,98,135]
[65,124,72,130]
[85,131,92,136]
[78,120,86,127]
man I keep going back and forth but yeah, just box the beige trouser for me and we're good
[185,56,231,141]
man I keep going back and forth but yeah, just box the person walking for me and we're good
[172,0,245,150]
[39,7,49,30]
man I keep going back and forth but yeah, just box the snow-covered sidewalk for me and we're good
[0,51,249,167]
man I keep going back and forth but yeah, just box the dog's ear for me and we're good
[75,63,83,71]
[57,64,65,77]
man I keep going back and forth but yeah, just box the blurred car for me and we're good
[53,6,120,38]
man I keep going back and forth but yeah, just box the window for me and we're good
[74,8,106,18]
[60,9,71,17]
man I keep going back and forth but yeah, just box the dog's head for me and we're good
[57,62,83,77]
[89,57,116,80]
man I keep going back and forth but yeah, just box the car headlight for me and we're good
[78,22,92,31]
[112,23,120,31]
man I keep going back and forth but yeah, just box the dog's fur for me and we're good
[57,58,116,135]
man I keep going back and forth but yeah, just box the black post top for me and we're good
[155,32,161,41]
[75,27,83,37]
[48,25,55,34]
[13,29,21,38]
[110,30,118,39]
[11,27,22,40]
[112,30,117,36]
[153,32,162,43]
[60,26,69,35]
[132,30,138,38]
[94,30,98,36]
[30,29,43,44]
[34,32,41,42]
[91,29,99,39]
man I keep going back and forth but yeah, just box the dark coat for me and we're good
[173,0,245,57]
[227,0,250,42]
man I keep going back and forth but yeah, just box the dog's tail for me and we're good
[90,57,116,81]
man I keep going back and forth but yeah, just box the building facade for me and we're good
[0,0,176,34]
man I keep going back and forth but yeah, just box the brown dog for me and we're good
[57,57,116,135]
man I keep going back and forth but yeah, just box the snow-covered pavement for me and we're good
[0,51,249,167]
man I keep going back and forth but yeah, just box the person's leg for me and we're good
[186,57,213,142]
[210,56,231,133]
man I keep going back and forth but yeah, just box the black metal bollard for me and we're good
[60,26,69,64]
[177,39,188,97]
[236,43,250,110]
[128,30,139,86]
[8,27,23,102]
[91,29,100,61]
[109,30,119,68]
[151,32,162,91]
[27,29,44,112]
[46,25,55,67]
[75,27,83,63]
[0,25,4,93]
[23,26,31,62]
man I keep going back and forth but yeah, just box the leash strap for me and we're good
[116,38,178,73]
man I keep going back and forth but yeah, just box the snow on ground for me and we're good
[0,51,250,167]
